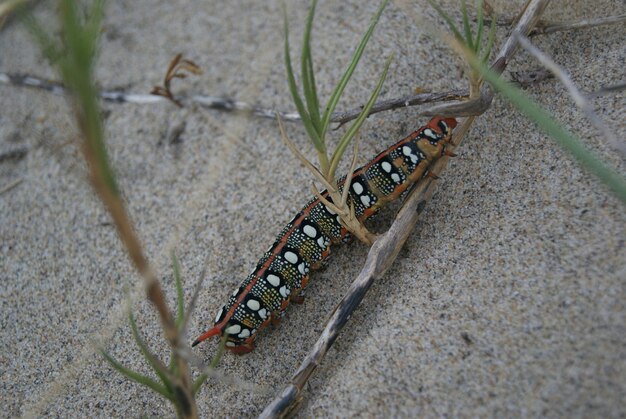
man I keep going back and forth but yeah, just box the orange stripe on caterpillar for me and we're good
[193,116,457,354]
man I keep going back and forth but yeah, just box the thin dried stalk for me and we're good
[277,113,377,245]
[514,33,626,156]
[259,0,551,417]
[0,177,23,194]
[529,13,626,36]
[78,124,198,418]
[0,71,468,124]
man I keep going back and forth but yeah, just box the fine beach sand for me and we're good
[1,0,624,417]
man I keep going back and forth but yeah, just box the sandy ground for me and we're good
[1,0,624,417]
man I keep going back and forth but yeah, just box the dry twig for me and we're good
[0,177,23,195]
[514,33,626,156]
[529,13,626,36]
[277,114,377,245]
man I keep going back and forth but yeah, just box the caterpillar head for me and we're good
[414,117,457,159]
[424,117,457,143]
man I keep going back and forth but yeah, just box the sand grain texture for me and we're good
[1,0,624,417]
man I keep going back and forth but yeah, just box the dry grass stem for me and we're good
[514,33,626,156]
[276,113,377,245]
[0,177,23,194]
[341,139,360,210]
[529,13,626,35]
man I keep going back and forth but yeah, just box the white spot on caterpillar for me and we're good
[238,329,250,338]
[225,324,241,335]
[381,161,392,173]
[258,308,268,319]
[402,146,419,164]
[325,205,336,215]
[360,195,371,207]
[226,341,236,347]
[317,236,327,248]
[279,286,290,298]
[298,262,307,275]
[246,299,260,311]
[214,308,223,323]
[267,274,281,287]
[424,128,437,139]
[303,225,317,238]
[284,251,298,264]
[391,173,401,183]
[232,288,240,297]
[352,181,364,195]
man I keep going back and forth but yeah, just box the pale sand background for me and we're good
[1,0,624,417]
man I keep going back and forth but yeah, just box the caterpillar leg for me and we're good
[291,291,305,304]
[230,342,255,355]
[270,310,285,326]
[191,326,221,347]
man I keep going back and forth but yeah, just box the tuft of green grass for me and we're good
[100,254,227,412]
[284,0,393,182]
[428,0,626,205]
[464,48,626,204]
[427,0,495,95]
[27,1,219,416]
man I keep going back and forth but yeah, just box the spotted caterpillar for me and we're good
[193,116,457,354]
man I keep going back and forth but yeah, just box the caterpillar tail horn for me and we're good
[191,326,222,347]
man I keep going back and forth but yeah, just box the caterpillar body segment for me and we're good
[193,117,457,354]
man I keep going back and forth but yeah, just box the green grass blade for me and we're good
[461,0,474,51]
[128,310,174,392]
[328,54,393,178]
[171,252,184,329]
[320,0,389,139]
[283,4,324,153]
[56,0,118,196]
[85,0,104,47]
[426,0,464,42]
[100,349,174,402]
[193,333,228,394]
[474,0,484,53]
[24,15,61,63]
[468,52,626,204]
[301,0,321,131]
[170,251,184,373]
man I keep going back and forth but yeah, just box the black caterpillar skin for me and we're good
[193,117,458,354]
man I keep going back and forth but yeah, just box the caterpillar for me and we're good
[193,116,457,354]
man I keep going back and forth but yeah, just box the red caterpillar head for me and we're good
[413,117,457,160]
[426,117,457,139]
